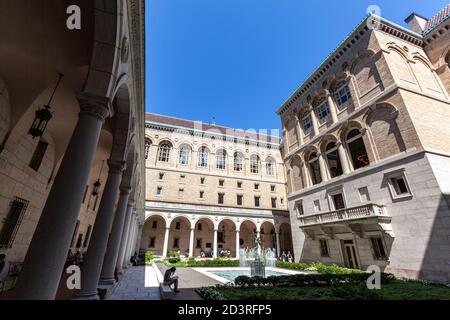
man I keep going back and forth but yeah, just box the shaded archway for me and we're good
[239,220,257,250]
[278,223,294,257]
[193,217,215,257]
[217,219,237,257]
[168,216,191,257]
[141,215,166,256]
[260,221,276,250]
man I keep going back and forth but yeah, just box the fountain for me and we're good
[238,233,277,277]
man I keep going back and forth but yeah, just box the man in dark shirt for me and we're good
[163,267,180,292]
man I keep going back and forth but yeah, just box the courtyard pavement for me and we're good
[109,266,160,300]
[156,264,222,300]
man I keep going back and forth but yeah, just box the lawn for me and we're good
[209,280,450,300]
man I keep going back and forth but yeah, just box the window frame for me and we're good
[370,236,388,260]
[334,81,352,108]
[157,143,172,162]
[319,239,330,257]
[385,169,413,200]
[315,98,331,124]
[250,155,260,174]
[178,146,190,165]
[197,146,209,167]
[302,113,312,133]
[216,149,227,170]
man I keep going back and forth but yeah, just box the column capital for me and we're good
[77,92,111,122]
[107,159,126,174]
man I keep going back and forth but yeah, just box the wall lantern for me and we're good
[28,73,64,139]
[91,160,105,197]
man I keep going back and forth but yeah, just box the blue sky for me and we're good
[145,0,448,133]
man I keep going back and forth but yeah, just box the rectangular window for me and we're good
[371,237,387,260]
[237,194,243,206]
[334,85,352,107]
[391,177,408,195]
[156,186,162,196]
[196,238,202,248]
[75,233,83,248]
[280,198,284,204]
[296,200,304,218]
[29,140,49,171]
[71,220,80,248]
[83,225,92,248]
[219,179,225,187]
[149,237,156,247]
[218,193,224,204]
[173,238,179,248]
[319,239,330,257]
[178,188,184,197]
[302,114,312,132]
[313,200,321,213]
[197,223,202,231]
[159,172,164,180]
[270,185,276,192]
[237,181,242,188]
[316,101,330,124]
[387,171,412,200]
[254,196,260,207]
[199,190,204,199]
[152,221,158,229]
[180,174,186,180]
[175,222,181,230]
[271,197,277,208]
[332,193,346,210]
[254,183,259,190]
[200,177,205,185]
[0,197,28,248]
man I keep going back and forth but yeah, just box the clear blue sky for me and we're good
[145,0,448,133]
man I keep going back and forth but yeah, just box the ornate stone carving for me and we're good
[121,36,130,63]
[77,93,111,122]
[107,159,127,174]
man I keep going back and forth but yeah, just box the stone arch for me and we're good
[385,43,416,83]
[109,82,132,163]
[141,214,167,256]
[177,142,193,165]
[411,53,442,94]
[217,218,237,257]
[168,215,192,254]
[350,49,382,97]
[365,103,406,160]
[260,221,276,250]
[239,219,257,249]
[193,217,215,257]
[278,222,294,255]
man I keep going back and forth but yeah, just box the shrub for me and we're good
[329,283,382,300]
[145,251,154,264]
[276,261,364,274]
[196,287,226,300]
[167,250,181,263]
[186,258,239,268]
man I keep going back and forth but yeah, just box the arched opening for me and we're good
[324,141,343,178]
[217,219,236,257]
[233,151,244,172]
[333,80,353,110]
[250,155,260,174]
[193,218,214,258]
[290,156,304,191]
[157,141,172,163]
[239,220,257,250]
[307,152,322,185]
[197,146,209,167]
[144,138,152,160]
[178,144,191,165]
[345,129,369,170]
[141,215,166,257]
[168,216,191,257]
[216,149,227,170]
[260,221,276,250]
[315,96,330,125]
[278,223,294,258]
[266,157,276,176]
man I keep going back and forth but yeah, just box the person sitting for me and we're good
[163,267,180,293]
[280,251,287,261]
[287,251,293,263]
[200,250,206,258]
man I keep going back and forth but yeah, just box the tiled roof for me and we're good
[424,4,450,34]
[145,113,281,144]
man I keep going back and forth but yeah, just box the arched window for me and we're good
[266,157,276,176]
[315,97,330,124]
[250,155,260,174]
[325,142,343,178]
[234,152,243,171]
[198,146,209,167]
[216,149,227,170]
[334,81,352,108]
[178,145,190,165]
[302,113,313,133]
[144,139,152,160]
[346,129,369,169]
[308,152,322,185]
[446,51,450,69]
[157,142,171,162]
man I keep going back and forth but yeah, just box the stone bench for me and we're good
[159,283,175,300]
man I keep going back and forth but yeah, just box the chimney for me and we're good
[405,12,429,33]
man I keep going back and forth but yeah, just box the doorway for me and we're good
[342,239,360,269]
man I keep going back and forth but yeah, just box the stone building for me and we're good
[142,113,293,259]
[277,6,450,283]
[0,1,146,299]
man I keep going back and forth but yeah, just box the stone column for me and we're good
[213,229,218,258]
[99,186,132,285]
[309,106,320,136]
[13,93,110,300]
[75,160,126,300]
[326,91,338,123]
[162,227,170,258]
[276,232,281,257]
[116,203,133,275]
[301,160,311,188]
[318,153,329,182]
[235,230,240,259]
[121,210,135,269]
[337,142,351,174]
[126,218,137,265]
[294,115,304,146]
[188,228,195,258]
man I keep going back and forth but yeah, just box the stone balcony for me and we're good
[299,203,394,238]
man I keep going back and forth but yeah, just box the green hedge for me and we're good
[196,287,226,300]
[145,251,154,263]
[276,261,364,274]
[186,258,239,267]
[233,272,396,288]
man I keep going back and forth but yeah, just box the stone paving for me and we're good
[157,264,221,300]
[109,266,160,300]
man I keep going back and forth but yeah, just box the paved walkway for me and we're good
[109,266,160,300]
[157,264,221,300]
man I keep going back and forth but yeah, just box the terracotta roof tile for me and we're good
[424,4,450,33]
